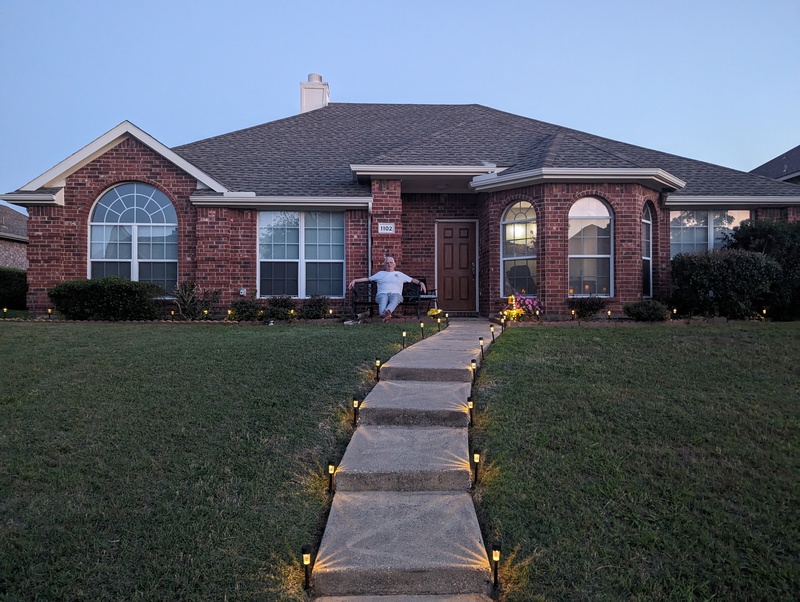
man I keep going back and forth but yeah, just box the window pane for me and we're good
[642,258,652,297]
[306,262,344,297]
[503,259,536,296]
[260,261,299,296]
[304,211,345,266]
[568,258,610,296]
[259,211,300,261]
[670,210,709,257]
[713,210,750,247]
[139,262,177,294]
[91,261,131,279]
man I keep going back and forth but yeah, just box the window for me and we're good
[568,197,613,296]
[669,210,751,257]
[501,201,537,295]
[642,204,653,297]
[89,183,178,293]
[258,211,344,297]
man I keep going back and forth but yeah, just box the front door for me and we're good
[436,221,477,312]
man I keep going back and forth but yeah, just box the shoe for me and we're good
[382,310,392,323]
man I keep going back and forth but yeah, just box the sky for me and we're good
[1,0,798,213]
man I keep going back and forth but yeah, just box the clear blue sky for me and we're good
[1,0,798,212]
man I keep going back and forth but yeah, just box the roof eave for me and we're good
[470,168,686,192]
[664,195,800,207]
[0,189,65,206]
[190,193,373,212]
[350,164,502,179]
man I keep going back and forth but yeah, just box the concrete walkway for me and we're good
[313,320,497,601]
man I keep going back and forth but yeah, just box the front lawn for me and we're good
[0,322,406,601]
[473,322,799,601]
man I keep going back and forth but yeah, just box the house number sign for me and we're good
[378,223,395,234]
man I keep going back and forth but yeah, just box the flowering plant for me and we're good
[500,292,541,322]
[427,307,443,317]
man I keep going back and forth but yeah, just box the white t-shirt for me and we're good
[369,270,412,295]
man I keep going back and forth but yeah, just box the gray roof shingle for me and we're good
[172,103,800,199]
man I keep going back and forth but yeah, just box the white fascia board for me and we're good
[190,194,373,212]
[664,195,800,207]
[470,168,686,192]
[21,121,229,193]
[350,164,502,178]
[0,189,65,206]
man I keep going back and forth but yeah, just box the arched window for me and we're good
[568,197,613,296]
[89,182,178,293]
[501,201,537,296]
[642,204,653,297]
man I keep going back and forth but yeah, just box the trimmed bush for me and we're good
[229,298,266,322]
[265,295,296,320]
[567,296,608,320]
[671,249,780,319]
[298,294,330,319]
[725,220,800,320]
[623,299,668,322]
[0,267,27,310]
[49,277,161,320]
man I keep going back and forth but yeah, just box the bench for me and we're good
[350,277,437,319]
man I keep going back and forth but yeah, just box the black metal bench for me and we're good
[350,278,437,319]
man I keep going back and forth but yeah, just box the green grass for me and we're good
[472,322,800,601]
[0,321,409,601]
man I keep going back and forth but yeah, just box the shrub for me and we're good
[171,283,221,320]
[298,294,330,319]
[229,298,266,322]
[265,295,296,320]
[671,249,780,319]
[623,299,668,322]
[49,277,161,320]
[567,296,608,320]
[0,267,27,309]
[725,220,800,320]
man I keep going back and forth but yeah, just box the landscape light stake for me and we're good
[672,308,677,319]
[467,396,474,427]
[328,308,333,318]
[375,358,381,381]
[402,330,407,349]
[445,312,449,325]
[327,461,336,494]
[607,309,612,320]
[492,540,502,588]
[570,309,576,321]
[170,310,175,321]
[471,359,477,382]
[437,317,441,332]
[472,449,481,486]
[2,307,6,318]
[47,308,53,319]
[420,321,425,339]
[353,398,360,426]
[203,309,209,320]
[490,324,495,343]
[479,337,485,360]
[301,545,312,589]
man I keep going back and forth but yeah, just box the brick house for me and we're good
[0,204,28,270]
[4,75,800,317]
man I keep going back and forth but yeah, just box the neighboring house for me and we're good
[0,204,28,270]
[3,74,800,317]
[751,144,800,186]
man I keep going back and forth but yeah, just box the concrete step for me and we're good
[313,491,492,597]
[379,322,494,382]
[360,380,471,427]
[316,595,492,601]
[336,426,471,492]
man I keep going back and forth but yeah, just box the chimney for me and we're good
[300,73,330,113]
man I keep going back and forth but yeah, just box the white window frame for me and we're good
[257,210,345,298]
[568,197,614,297]
[669,209,752,258]
[642,204,653,298]
[500,201,537,297]
[87,182,178,293]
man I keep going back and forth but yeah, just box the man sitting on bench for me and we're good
[348,257,427,322]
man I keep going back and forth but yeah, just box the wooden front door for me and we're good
[436,221,477,312]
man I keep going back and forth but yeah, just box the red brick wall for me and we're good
[371,180,403,271]
[25,137,198,314]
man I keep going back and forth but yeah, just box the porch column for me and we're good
[25,205,65,316]
[370,179,404,272]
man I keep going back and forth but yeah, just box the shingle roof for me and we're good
[172,103,800,199]
[0,204,28,241]
[751,144,800,182]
